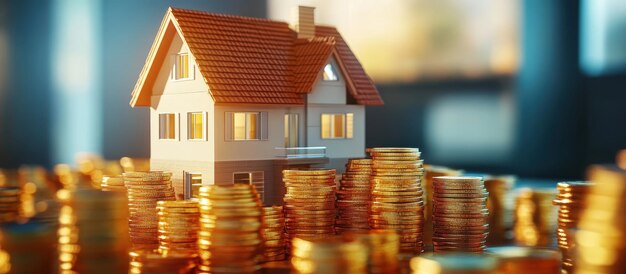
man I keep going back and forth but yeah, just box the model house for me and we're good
[130,6,383,205]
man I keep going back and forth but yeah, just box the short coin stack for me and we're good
[553,181,593,273]
[344,230,400,274]
[197,185,263,274]
[262,206,286,262]
[129,250,197,274]
[123,171,176,250]
[486,246,561,274]
[576,165,626,274]
[0,187,21,222]
[291,237,367,274]
[283,169,337,249]
[513,188,557,247]
[367,147,425,254]
[410,253,498,274]
[336,159,372,233]
[101,175,126,192]
[156,200,199,256]
[432,176,489,253]
[484,175,515,245]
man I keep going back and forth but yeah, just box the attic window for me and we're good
[174,53,191,80]
[323,63,339,81]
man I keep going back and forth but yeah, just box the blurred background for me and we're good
[0,0,625,181]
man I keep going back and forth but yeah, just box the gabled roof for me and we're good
[130,7,383,107]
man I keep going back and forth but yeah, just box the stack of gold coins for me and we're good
[484,175,515,245]
[123,171,175,250]
[432,176,489,253]
[291,237,367,274]
[423,166,463,249]
[575,165,626,274]
[553,181,592,273]
[0,187,21,223]
[101,175,126,192]
[344,230,400,274]
[197,185,263,273]
[486,246,561,274]
[410,253,499,274]
[336,159,372,234]
[283,169,337,249]
[129,250,196,274]
[156,200,199,256]
[368,147,425,254]
[513,188,557,247]
[262,206,286,262]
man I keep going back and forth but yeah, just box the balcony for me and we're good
[274,146,329,165]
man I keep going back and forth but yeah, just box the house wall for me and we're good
[150,33,215,195]
[306,104,366,160]
[307,57,346,104]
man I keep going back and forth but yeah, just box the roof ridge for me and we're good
[169,6,290,26]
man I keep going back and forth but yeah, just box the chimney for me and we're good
[296,6,315,39]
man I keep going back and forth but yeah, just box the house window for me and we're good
[187,112,204,140]
[323,63,338,81]
[183,172,202,199]
[321,113,354,139]
[159,113,176,139]
[233,171,264,202]
[225,112,268,141]
[174,53,190,80]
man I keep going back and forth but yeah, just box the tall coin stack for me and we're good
[432,176,489,253]
[336,159,372,234]
[129,250,197,274]
[262,206,286,262]
[368,148,425,254]
[0,187,20,223]
[101,175,126,192]
[344,230,400,274]
[156,200,199,256]
[123,171,176,250]
[553,181,593,273]
[484,175,515,245]
[513,188,557,247]
[291,237,367,274]
[283,169,337,250]
[575,165,626,274]
[197,185,263,274]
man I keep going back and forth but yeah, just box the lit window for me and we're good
[233,112,259,140]
[233,171,264,201]
[187,112,204,140]
[321,113,354,139]
[174,53,190,80]
[323,63,338,81]
[159,113,176,139]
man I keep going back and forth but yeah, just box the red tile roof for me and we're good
[131,7,383,107]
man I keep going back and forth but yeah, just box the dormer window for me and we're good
[323,63,338,81]
[174,53,191,80]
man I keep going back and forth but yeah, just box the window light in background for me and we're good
[580,0,626,76]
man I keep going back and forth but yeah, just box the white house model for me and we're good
[130,7,383,204]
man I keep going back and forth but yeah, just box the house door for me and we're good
[284,114,299,148]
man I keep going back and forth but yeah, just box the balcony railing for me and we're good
[275,146,327,159]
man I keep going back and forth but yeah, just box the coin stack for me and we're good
[368,147,425,254]
[553,181,593,273]
[484,175,515,245]
[513,188,557,247]
[423,165,463,248]
[197,185,263,273]
[0,187,21,223]
[575,165,626,274]
[261,206,286,262]
[283,169,337,249]
[410,253,499,274]
[101,175,126,192]
[336,159,372,234]
[291,237,367,274]
[156,200,199,256]
[123,171,176,250]
[432,176,489,253]
[486,246,561,274]
[344,230,400,274]
[129,250,197,274]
